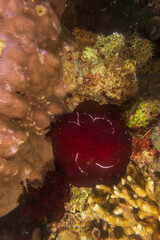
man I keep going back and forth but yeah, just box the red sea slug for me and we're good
[49,100,132,187]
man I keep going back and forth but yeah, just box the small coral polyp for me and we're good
[49,100,132,187]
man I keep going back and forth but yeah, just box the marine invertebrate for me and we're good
[0,0,66,216]
[49,100,132,187]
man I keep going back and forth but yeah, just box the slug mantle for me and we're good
[49,100,132,187]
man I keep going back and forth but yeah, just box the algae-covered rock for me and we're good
[126,99,160,129]
[63,30,153,110]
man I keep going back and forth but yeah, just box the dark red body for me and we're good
[50,100,132,187]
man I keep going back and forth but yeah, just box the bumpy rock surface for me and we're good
[0,0,66,216]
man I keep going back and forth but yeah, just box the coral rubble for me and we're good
[0,0,66,216]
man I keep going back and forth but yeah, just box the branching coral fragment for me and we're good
[50,162,160,240]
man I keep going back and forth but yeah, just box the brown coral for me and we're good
[87,162,160,240]
[0,0,66,216]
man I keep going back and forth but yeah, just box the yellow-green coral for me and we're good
[81,47,100,64]
[124,59,136,72]
[127,99,160,128]
[95,32,125,59]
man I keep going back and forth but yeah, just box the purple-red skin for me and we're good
[49,100,132,187]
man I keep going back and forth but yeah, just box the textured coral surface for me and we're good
[0,0,66,216]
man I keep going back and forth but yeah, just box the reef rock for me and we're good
[63,30,153,110]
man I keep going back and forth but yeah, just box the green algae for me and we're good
[127,100,160,128]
